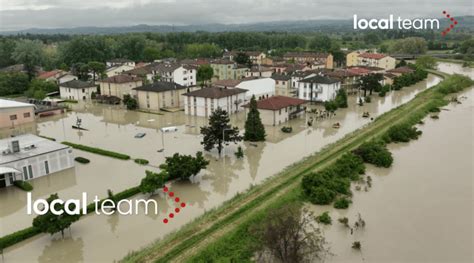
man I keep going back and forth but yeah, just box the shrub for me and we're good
[324,100,338,112]
[307,186,336,205]
[316,212,332,225]
[428,105,440,112]
[385,124,422,143]
[134,158,149,165]
[338,217,349,227]
[364,96,371,103]
[74,157,90,164]
[62,142,130,160]
[335,88,348,108]
[334,197,351,209]
[0,227,41,250]
[379,85,390,97]
[354,140,393,168]
[352,241,361,250]
[235,146,244,158]
[13,180,33,191]
[332,153,365,180]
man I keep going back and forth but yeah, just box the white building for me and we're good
[105,64,135,77]
[297,75,341,102]
[149,62,196,87]
[355,53,396,70]
[0,134,74,188]
[236,78,275,102]
[182,87,247,117]
[59,80,97,101]
[0,99,35,129]
[106,59,136,68]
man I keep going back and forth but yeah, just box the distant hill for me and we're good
[1,16,472,35]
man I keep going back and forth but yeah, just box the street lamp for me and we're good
[158,126,178,154]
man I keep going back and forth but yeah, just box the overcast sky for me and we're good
[0,0,472,31]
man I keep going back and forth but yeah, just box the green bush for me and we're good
[379,85,390,97]
[74,157,90,164]
[307,186,336,205]
[385,124,422,143]
[364,96,371,103]
[62,142,130,160]
[324,100,338,112]
[0,227,41,250]
[335,88,348,108]
[134,158,149,165]
[334,197,351,209]
[281,126,293,133]
[316,212,332,225]
[354,140,393,168]
[13,180,33,191]
[235,146,244,158]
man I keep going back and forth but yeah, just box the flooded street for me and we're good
[0,74,443,262]
[309,90,474,260]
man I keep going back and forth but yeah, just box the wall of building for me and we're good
[298,82,341,102]
[136,88,197,111]
[0,106,35,129]
[60,86,97,101]
[184,93,246,117]
[99,81,142,99]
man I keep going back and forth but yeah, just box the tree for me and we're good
[309,34,332,52]
[11,39,45,79]
[159,152,209,181]
[197,65,213,86]
[334,88,348,108]
[32,194,80,238]
[0,38,17,68]
[139,170,167,195]
[389,37,427,54]
[253,204,329,263]
[123,94,138,110]
[183,43,221,58]
[25,79,58,100]
[244,95,266,142]
[234,52,252,68]
[72,62,90,81]
[0,72,29,96]
[415,56,437,70]
[359,73,383,96]
[200,107,242,155]
[87,61,106,82]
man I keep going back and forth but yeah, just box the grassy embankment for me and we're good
[122,73,473,263]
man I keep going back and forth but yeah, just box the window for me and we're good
[279,109,281,115]
[82,88,85,93]
[28,165,33,179]
[44,161,50,175]
[23,167,28,180]
[23,112,31,118]
[9,114,17,120]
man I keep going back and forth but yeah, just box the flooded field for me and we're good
[309,89,473,262]
[0,74,442,262]
[437,62,474,79]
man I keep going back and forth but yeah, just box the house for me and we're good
[106,59,136,68]
[0,99,35,129]
[210,60,249,80]
[98,75,143,100]
[182,87,247,117]
[325,70,360,90]
[0,134,74,188]
[148,62,196,86]
[37,70,67,83]
[245,66,273,78]
[133,81,198,111]
[271,74,294,97]
[242,96,307,126]
[346,51,363,67]
[122,67,154,82]
[354,53,396,70]
[223,51,266,65]
[283,52,334,69]
[297,75,341,103]
[105,64,135,77]
[57,73,78,84]
[59,80,97,101]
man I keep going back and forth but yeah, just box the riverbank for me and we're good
[122,74,473,262]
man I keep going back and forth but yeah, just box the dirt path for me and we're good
[123,84,441,263]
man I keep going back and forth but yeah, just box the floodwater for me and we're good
[0,74,442,262]
[309,90,474,261]
[437,62,474,79]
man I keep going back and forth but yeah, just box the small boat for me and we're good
[134,133,146,138]
[72,125,88,131]
[332,123,341,129]
[362,112,370,118]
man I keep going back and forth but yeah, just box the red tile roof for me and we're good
[347,67,372,75]
[243,96,307,111]
[38,70,63,79]
[358,53,387,60]
[387,66,414,74]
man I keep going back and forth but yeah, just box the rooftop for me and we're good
[0,99,34,109]
[183,87,247,99]
[213,79,243,88]
[271,74,291,81]
[99,75,141,84]
[0,134,70,165]
[358,53,387,60]
[387,66,415,74]
[299,75,340,84]
[242,96,307,111]
[59,79,95,89]
[283,52,330,59]
[133,81,185,92]
[37,70,64,79]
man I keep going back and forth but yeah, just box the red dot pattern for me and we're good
[162,185,187,224]
[441,11,458,36]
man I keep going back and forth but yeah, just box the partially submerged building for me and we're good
[0,134,74,188]
[182,87,247,117]
[242,96,307,126]
[0,99,35,129]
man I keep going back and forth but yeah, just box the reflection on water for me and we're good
[1,74,446,262]
[310,88,473,263]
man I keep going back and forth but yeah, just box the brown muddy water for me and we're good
[0,74,442,262]
[308,88,473,263]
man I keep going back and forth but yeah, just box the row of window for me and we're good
[9,112,31,120]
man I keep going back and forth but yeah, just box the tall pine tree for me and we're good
[244,95,266,141]
[200,107,242,155]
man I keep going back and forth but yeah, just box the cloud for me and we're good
[0,0,472,31]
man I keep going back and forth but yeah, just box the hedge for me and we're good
[134,159,149,165]
[0,227,41,250]
[13,180,33,191]
[62,142,130,160]
[74,157,90,164]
